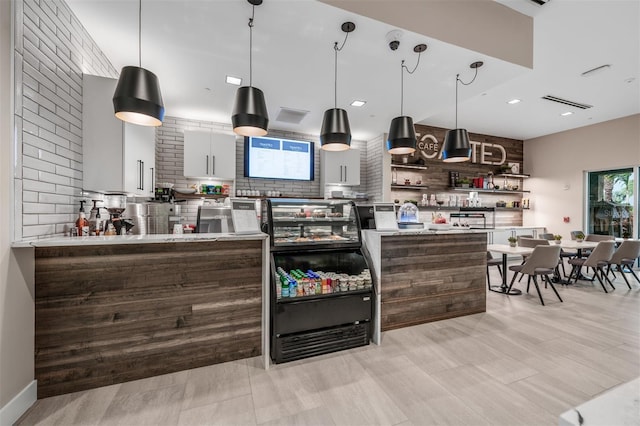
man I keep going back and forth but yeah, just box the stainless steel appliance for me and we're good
[196,205,234,233]
[127,203,183,235]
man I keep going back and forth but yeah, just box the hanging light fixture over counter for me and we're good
[232,0,269,137]
[442,61,483,162]
[320,21,356,151]
[113,0,165,127]
[386,43,427,155]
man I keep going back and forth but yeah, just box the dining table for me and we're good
[487,244,533,295]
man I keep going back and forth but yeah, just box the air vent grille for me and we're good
[541,95,593,110]
[275,107,309,124]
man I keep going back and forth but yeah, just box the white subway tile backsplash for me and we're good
[55,164,82,179]
[38,192,70,204]
[22,224,56,238]
[39,170,71,185]
[23,201,56,214]
[23,190,38,202]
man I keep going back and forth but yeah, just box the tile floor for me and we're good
[17,264,640,425]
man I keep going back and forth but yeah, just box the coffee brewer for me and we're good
[102,194,135,235]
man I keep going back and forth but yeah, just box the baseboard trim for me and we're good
[0,380,37,426]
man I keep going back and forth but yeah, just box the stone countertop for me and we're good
[12,232,268,248]
[362,228,490,237]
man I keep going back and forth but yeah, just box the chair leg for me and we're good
[545,275,563,302]
[532,275,545,306]
[568,265,578,283]
[601,267,615,290]
[526,276,531,293]
[561,259,567,278]
[594,270,608,293]
[625,265,640,284]
[518,272,525,283]
[507,271,518,293]
[617,265,631,289]
[486,266,491,290]
[497,265,503,279]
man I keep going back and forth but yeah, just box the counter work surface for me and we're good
[12,232,268,248]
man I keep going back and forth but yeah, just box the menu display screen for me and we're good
[244,136,315,181]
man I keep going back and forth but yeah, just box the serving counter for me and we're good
[16,233,269,398]
[362,229,487,343]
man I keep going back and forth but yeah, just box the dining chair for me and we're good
[567,241,616,292]
[486,251,503,290]
[607,240,640,289]
[507,245,563,305]
[539,233,554,240]
[515,237,550,282]
[581,234,615,258]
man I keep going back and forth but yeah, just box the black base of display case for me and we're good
[272,322,370,364]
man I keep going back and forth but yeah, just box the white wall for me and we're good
[523,114,640,239]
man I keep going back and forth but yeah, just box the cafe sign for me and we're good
[416,132,507,165]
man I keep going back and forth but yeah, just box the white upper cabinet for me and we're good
[183,130,236,179]
[82,74,156,196]
[321,148,360,186]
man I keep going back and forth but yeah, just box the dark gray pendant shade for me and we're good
[113,66,165,127]
[386,116,416,155]
[232,86,269,136]
[320,108,351,151]
[442,128,472,162]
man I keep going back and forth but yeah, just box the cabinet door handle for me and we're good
[211,155,215,175]
[141,160,144,190]
[150,167,154,194]
[206,155,209,175]
[136,160,142,190]
[344,165,347,182]
[340,165,343,182]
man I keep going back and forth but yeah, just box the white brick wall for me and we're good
[365,134,385,203]
[14,0,117,239]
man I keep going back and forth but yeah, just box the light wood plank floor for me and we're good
[18,265,640,425]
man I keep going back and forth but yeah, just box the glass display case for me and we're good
[262,198,361,251]
[262,198,372,364]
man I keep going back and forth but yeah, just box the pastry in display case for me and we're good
[262,198,361,249]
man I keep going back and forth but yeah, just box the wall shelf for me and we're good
[451,188,530,194]
[496,173,530,179]
[174,193,228,200]
[391,184,429,190]
[391,163,428,171]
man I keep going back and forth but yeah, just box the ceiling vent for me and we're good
[275,107,309,124]
[541,95,593,110]
[528,0,551,5]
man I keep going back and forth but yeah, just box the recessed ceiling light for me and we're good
[561,111,573,116]
[225,75,242,86]
[507,99,521,105]
[351,100,366,107]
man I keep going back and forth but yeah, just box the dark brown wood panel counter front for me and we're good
[363,231,486,332]
[34,239,263,398]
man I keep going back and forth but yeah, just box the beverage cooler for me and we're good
[262,199,373,364]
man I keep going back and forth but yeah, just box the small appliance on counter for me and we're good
[196,205,234,233]
[397,202,424,230]
[154,187,175,202]
[103,193,134,235]
[127,203,183,235]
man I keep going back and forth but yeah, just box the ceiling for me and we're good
[66,0,639,142]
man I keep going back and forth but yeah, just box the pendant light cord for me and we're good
[333,31,351,109]
[248,6,255,87]
[399,50,423,116]
[454,66,480,128]
[138,0,141,67]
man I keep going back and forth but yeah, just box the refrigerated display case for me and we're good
[262,199,373,363]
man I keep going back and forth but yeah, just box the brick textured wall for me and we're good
[365,134,385,203]
[14,0,117,239]
[156,116,370,225]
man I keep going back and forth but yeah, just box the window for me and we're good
[586,168,635,238]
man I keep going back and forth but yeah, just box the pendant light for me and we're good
[232,0,269,137]
[320,22,355,151]
[112,0,164,127]
[442,61,483,162]
[386,43,427,155]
